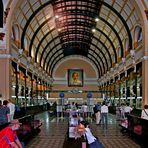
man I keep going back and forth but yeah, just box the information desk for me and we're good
[69,117,79,138]
[66,110,82,139]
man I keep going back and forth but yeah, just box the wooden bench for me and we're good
[119,118,129,134]
[119,115,148,147]
[0,114,42,147]
[17,114,42,143]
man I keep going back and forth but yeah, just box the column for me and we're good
[142,59,148,106]
[36,78,38,105]
[0,56,11,100]
[118,81,121,106]
[40,80,42,100]
[24,71,27,107]
[15,69,19,104]
[31,78,34,105]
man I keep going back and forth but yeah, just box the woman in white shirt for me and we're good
[141,104,148,120]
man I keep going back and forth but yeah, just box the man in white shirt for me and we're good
[77,121,104,148]
[7,99,15,121]
[101,101,108,129]
[81,103,88,119]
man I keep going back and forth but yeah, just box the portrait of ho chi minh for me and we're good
[68,69,83,86]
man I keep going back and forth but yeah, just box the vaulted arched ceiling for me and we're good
[12,0,141,79]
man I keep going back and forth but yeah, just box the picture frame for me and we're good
[68,69,83,87]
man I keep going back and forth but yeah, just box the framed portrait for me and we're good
[68,69,83,87]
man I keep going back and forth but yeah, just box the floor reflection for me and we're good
[26,112,141,148]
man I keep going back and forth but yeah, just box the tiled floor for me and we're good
[26,112,142,148]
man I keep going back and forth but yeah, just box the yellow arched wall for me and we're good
[54,58,97,78]
[51,58,99,98]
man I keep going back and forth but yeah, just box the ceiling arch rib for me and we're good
[20,1,53,49]
[87,53,103,75]
[32,33,109,78]
[91,38,112,68]
[54,30,112,64]
[53,56,99,78]
[87,53,102,77]
[95,28,117,63]
[49,52,102,78]
[46,43,107,77]
[35,26,115,69]
[40,37,60,67]
[37,19,116,71]
[52,12,122,58]
[53,0,99,6]
[48,48,104,77]
[101,1,132,50]
[46,47,104,77]
[50,55,101,78]
[43,39,109,74]
[48,53,100,78]
[33,25,117,69]
[34,28,55,62]
[18,0,134,80]
[61,40,111,69]
[53,0,132,56]
[53,0,100,57]
[60,27,117,63]
[97,16,124,57]
[28,17,53,56]
[30,15,120,68]
[20,0,133,55]
[39,32,110,71]
[53,2,100,14]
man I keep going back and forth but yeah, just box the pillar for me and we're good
[15,70,19,104]
[142,58,148,106]
[24,73,27,106]
[36,79,38,105]
[0,56,11,100]
[31,78,34,104]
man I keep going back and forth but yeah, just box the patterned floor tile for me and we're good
[26,112,142,148]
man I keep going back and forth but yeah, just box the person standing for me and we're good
[124,102,133,118]
[71,102,76,110]
[7,99,15,121]
[120,103,125,119]
[82,103,88,119]
[75,102,79,109]
[0,100,10,125]
[141,104,148,120]
[93,102,101,125]
[101,101,108,129]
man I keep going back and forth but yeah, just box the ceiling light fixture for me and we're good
[55,15,59,18]
[95,18,99,22]
[92,28,96,32]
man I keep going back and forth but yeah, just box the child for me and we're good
[77,121,104,148]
